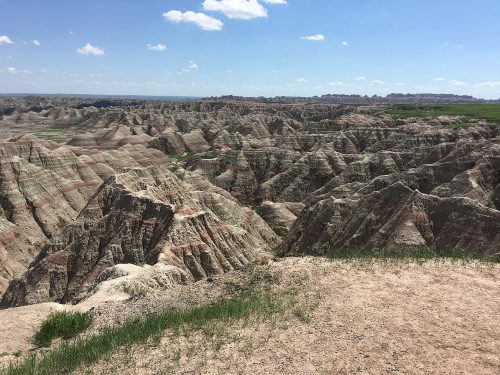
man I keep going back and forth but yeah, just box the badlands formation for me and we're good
[0,96,498,373]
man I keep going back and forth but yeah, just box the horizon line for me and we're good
[1,92,499,101]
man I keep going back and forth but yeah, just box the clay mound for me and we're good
[278,182,500,257]
[255,201,300,230]
[67,125,153,149]
[1,165,278,307]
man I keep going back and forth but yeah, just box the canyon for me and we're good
[0,97,498,306]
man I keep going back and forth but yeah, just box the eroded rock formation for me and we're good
[1,165,277,307]
[0,96,498,307]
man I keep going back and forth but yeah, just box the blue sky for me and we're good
[1,0,499,98]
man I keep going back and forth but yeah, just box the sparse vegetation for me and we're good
[3,285,293,375]
[386,104,500,127]
[33,311,93,348]
[451,122,472,129]
[272,225,289,237]
[293,308,311,323]
[173,151,193,162]
[123,283,148,299]
[325,246,499,263]
[31,129,83,143]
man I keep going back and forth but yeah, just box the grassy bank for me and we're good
[2,288,290,375]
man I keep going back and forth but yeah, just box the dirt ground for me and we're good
[1,257,499,374]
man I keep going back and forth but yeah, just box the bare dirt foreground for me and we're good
[1,257,499,375]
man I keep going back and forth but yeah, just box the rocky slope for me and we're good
[1,165,277,307]
[0,137,170,292]
[278,183,500,257]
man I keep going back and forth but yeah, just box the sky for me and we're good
[1,0,500,98]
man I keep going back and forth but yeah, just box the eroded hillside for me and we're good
[0,97,498,306]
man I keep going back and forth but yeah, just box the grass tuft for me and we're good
[173,151,193,162]
[33,311,93,348]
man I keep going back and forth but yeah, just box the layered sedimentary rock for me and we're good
[1,165,278,307]
[0,97,499,306]
[278,183,500,257]
[0,138,170,292]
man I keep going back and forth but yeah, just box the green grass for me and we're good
[272,225,289,238]
[325,246,499,263]
[3,289,289,375]
[33,311,92,348]
[292,308,311,323]
[386,104,500,127]
[173,151,193,162]
[31,129,83,143]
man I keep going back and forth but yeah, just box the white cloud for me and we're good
[448,80,465,86]
[226,70,233,74]
[341,41,348,46]
[433,77,445,81]
[0,35,14,45]
[476,81,500,88]
[442,42,463,48]
[296,77,307,82]
[32,39,41,46]
[69,31,74,35]
[164,10,223,31]
[329,81,353,87]
[300,34,325,41]
[178,61,200,75]
[355,76,366,81]
[370,80,385,85]
[147,43,167,51]
[203,0,267,20]
[1,66,34,75]
[77,43,105,56]
[261,0,286,4]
